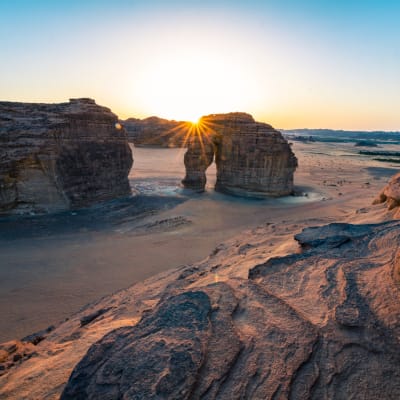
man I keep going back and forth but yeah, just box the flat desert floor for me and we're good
[0,142,397,342]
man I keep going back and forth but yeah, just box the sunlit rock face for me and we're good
[373,172,400,217]
[182,112,297,197]
[62,221,400,399]
[0,98,133,214]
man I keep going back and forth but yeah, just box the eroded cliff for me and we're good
[0,98,133,214]
[182,113,297,197]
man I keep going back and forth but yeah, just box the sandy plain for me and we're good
[0,141,397,342]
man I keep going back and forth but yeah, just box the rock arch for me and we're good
[182,113,297,197]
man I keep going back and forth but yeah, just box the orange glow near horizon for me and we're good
[1,5,399,131]
[127,40,263,125]
[136,116,220,161]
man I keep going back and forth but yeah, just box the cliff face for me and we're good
[182,113,297,197]
[60,220,400,399]
[0,98,133,214]
[122,116,189,147]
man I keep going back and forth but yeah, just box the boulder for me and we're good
[373,172,400,216]
[0,98,133,214]
[61,291,213,400]
[182,113,297,197]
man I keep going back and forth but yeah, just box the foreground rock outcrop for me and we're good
[182,113,297,197]
[0,98,133,214]
[123,116,189,147]
[373,172,400,217]
[60,220,400,399]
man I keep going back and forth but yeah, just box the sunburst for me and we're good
[129,116,222,164]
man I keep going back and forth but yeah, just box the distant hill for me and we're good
[281,129,400,144]
[122,118,400,147]
[122,117,190,147]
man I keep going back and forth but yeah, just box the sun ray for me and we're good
[197,126,206,160]
[181,123,195,149]
[164,122,193,143]
[129,116,220,165]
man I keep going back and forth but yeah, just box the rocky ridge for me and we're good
[58,219,400,399]
[1,208,398,398]
[182,113,297,197]
[0,98,133,214]
[122,116,189,147]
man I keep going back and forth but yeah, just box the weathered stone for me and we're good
[293,222,377,250]
[182,113,297,197]
[0,340,37,377]
[122,116,189,147]
[61,291,213,400]
[62,221,400,399]
[373,172,400,218]
[248,221,400,399]
[80,308,112,327]
[21,325,55,345]
[0,98,133,214]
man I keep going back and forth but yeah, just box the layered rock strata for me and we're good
[61,220,400,399]
[373,172,400,217]
[123,116,189,147]
[0,98,133,214]
[182,113,297,197]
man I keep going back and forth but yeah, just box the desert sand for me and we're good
[0,142,397,344]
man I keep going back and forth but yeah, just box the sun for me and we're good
[128,33,262,124]
[190,117,202,125]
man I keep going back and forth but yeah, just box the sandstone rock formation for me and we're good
[61,220,400,399]
[373,172,400,217]
[0,98,133,214]
[0,340,38,377]
[123,116,189,147]
[182,113,297,197]
[181,129,215,191]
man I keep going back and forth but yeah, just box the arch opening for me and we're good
[182,113,297,198]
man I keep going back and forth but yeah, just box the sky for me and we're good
[1,0,399,130]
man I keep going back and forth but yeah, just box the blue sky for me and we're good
[1,0,399,129]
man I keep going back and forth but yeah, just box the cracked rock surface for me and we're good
[61,220,400,399]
